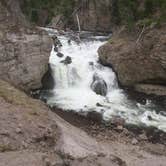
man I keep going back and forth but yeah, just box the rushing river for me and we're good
[42,28,166,132]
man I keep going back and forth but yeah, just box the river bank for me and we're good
[52,107,166,146]
[0,79,166,166]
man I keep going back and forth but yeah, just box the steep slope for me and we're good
[0,79,166,166]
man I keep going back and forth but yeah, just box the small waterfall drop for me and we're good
[44,30,166,132]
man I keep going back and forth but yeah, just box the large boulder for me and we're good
[0,30,52,91]
[0,0,52,91]
[98,25,166,95]
[91,73,107,96]
[60,56,72,65]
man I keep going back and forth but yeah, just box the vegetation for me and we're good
[0,80,43,112]
[21,0,166,28]
[0,144,13,152]
[113,0,166,29]
[21,0,75,24]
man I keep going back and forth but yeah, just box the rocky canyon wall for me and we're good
[72,0,113,32]
[98,24,166,96]
[0,0,52,91]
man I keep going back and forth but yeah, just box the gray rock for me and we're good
[116,125,124,131]
[15,128,22,134]
[0,130,10,136]
[44,158,51,166]
[0,1,52,91]
[41,64,55,90]
[21,141,28,149]
[54,46,58,52]
[68,39,71,45]
[91,73,107,96]
[52,35,62,47]
[98,25,166,96]
[134,84,166,96]
[60,56,72,65]
[96,103,103,107]
[131,138,138,145]
[111,116,125,126]
[57,52,64,58]
[139,133,148,141]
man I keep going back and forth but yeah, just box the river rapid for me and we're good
[40,28,166,132]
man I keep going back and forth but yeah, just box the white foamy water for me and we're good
[46,33,166,132]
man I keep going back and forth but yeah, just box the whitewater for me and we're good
[43,29,166,132]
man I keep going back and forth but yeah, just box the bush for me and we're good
[21,0,166,27]
[21,0,75,25]
[113,0,166,29]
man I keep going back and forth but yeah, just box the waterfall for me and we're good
[44,30,166,132]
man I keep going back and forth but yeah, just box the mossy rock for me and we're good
[0,80,43,112]
[0,144,14,152]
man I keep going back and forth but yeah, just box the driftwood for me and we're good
[56,2,83,29]
[136,25,145,44]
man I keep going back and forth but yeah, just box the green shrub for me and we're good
[21,0,166,27]
[113,0,166,29]
[117,0,138,29]
[21,0,75,25]
[31,10,39,23]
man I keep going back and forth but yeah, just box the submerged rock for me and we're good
[89,62,94,66]
[57,52,64,58]
[60,56,72,65]
[68,39,71,45]
[96,103,103,107]
[91,73,107,96]
[54,46,58,52]
[52,35,62,47]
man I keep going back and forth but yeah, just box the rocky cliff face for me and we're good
[98,24,166,95]
[50,0,113,32]
[73,0,113,32]
[0,0,52,91]
[0,0,28,28]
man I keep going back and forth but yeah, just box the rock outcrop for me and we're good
[0,79,122,166]
[0,79,166,166]
[0,0,52,91]
[98,24,166,95]
[91,73,107,96]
